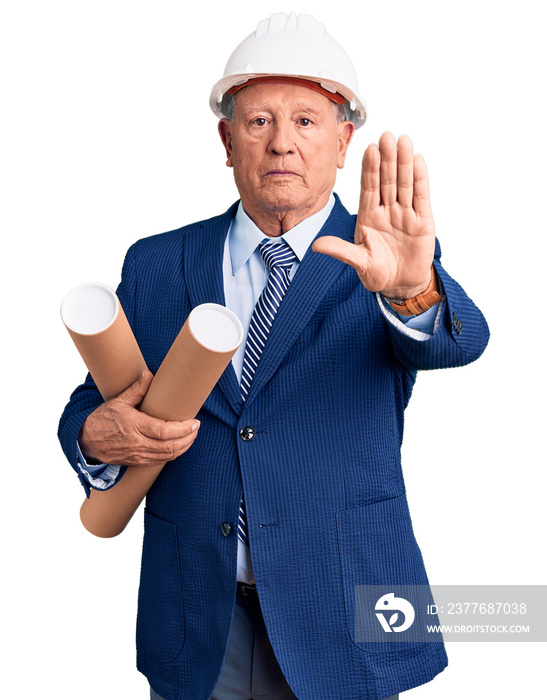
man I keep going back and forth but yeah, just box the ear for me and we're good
[218,118,234,168]
[336,121,355,169]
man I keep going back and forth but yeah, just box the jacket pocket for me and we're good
[336,493,430,653]
[136,509,185,663]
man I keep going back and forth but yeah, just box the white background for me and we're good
[2,1,545,698]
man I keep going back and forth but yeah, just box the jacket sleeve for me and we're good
[385,239,490,370]
[57,244,138,495]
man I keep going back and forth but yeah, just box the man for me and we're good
[58,12,489,700]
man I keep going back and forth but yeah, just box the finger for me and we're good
[116,370,154,407]
[312,236,370,273]
[150,429,200,463]
[379,132,397,206]
[138,417,201,441]
[412,153,433,218]
[124,428,200,466]
[397,134,414,208]
[359,143,381,212]
[127,420,201,465]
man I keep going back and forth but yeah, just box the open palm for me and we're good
[313,132,436,299]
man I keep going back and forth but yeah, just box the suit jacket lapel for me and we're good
[184,202,244,415]
[244,196,356,406]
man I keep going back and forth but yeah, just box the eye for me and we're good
[252,117,268,126]
[298,118,312,127]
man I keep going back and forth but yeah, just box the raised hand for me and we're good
[313,132,436,299]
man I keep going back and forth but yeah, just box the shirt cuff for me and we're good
[76,441,123,490]
[376,293,444,340]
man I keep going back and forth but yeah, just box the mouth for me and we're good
[264,170,300,177]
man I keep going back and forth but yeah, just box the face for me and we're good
[218,83,354,231]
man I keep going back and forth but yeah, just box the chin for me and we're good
[260,188,306,213]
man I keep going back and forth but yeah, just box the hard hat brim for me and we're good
[210,72,367,129]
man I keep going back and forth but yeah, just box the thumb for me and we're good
[312,236,370,272]
[115,369,154,407]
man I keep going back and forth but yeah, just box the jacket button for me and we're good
[220,522,232,537]
[239,426,255,441]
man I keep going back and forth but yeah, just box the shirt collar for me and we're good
[229,194,336,275]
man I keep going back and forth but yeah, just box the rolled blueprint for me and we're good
[140,303,244,420]
[65,295,244,537]
[61,282,147,401]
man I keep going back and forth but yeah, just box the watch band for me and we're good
[388,266,442,317]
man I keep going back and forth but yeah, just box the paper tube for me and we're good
[64,295,244,538]
[140,303,244,421]
[61,282,147,401]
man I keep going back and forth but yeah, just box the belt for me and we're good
[236,582,258,600]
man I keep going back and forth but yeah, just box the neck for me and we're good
[241,194,331,237]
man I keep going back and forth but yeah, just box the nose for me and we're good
[268,120,295,156]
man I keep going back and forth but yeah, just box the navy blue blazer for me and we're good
[59,196,489,700]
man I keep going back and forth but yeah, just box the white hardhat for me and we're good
[210,12,367,129]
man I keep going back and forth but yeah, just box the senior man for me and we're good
[59,12,489,700]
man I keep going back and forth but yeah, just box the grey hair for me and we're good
[224,92,351,123]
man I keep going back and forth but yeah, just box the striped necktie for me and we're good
[238,238,297,545]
